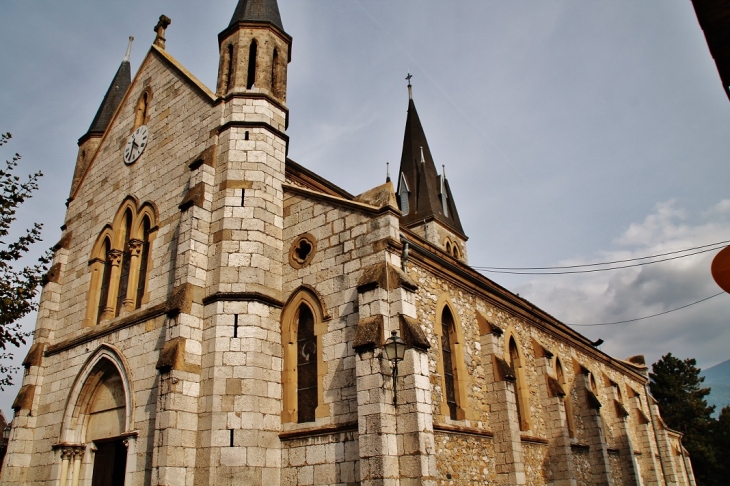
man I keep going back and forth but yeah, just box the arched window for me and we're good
[86,200,157,326]
[441,307,459,420]
[135,216,151,309]
[97,239,112,325]
[296,305,317,423]
[271,48,279,96]
[115,211,132,316]
[509,336,529,430]
[134,91,149,128]
[246,40,258,90]
[281,288,330,424]
[556,357,576,437]
[225,44,234,92]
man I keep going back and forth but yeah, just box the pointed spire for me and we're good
[124,36,134,62]
[396,89,465,236]
[386,162,391,183]
[230,0,284,31]
[80,39,133,142]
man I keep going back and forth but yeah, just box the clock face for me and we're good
[123,125,149,165]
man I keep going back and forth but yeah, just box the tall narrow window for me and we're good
[246,40,258,90]
[225,44,234,92]
[509,337,527,430]
[297,304,317,423]
[134,92,148,128]
[556,358,576,437]
[271,48,279,96]
[135,217,151,309]
[442,307,458,420]
[115,212,132,316]
[397,173,410,216]
[97,240,112,324]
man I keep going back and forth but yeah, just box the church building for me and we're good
[1,1,696,485]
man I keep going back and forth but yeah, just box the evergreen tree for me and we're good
[0,133,49,389]
[650,353,717,485]
[713,407,730,479]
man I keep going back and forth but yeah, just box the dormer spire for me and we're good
[79,39,132,142]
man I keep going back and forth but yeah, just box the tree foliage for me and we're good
[650,353,718,485]
[0,132,49,389]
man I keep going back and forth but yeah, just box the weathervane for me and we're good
[406,72,413,99]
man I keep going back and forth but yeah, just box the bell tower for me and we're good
[216,0,291,103]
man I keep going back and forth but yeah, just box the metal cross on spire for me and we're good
[406,72,413,99]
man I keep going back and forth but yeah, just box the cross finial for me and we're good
[406,72,413,100]
[124,36,134,62]
[154,15,172,49]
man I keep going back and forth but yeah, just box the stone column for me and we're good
[531,345,576,486]
[574,372,614,485]
[101,249,123,320]
[479,323,526,485]
[122,238,144,311]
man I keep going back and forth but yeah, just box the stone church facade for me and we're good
[1,1,696,485]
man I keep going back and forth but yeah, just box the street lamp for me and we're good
[383,330,407,406]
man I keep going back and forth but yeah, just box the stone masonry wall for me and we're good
[433,432,494,485]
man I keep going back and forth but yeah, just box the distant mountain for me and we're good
[702,359,730,417]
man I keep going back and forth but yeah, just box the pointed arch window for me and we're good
[296,305,317,423]
[441,307,459,420]
[509,336,530,430]
[97,239,112,325]
[556,357,576,437]
[247,40,258,90]
[281,289,330,424]
[135,216,151,309]
[85,200,157,327]
[271,48,279,96]
[225,44,235,92]
[115,211,132,316]
[134,90,150,129]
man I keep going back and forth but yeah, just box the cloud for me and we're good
[514,199,730,370]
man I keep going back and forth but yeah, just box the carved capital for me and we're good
[128,239,144,256]
[107,249,124,266]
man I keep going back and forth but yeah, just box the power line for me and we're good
[473,239,730,273]
[474,245,726,275]
[567,292,726,327]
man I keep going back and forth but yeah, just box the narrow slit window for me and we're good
[510,338,528,430]
[225,44,234,92]
[246,40,258,89]
[244,131,249,141]
[271,48,279,95]
[240,189,245,207]
[233,314,239,338]
[229,429,234,447]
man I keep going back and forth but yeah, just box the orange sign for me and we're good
[711,245,730,294]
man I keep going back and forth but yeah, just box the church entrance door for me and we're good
[91,437,127,486]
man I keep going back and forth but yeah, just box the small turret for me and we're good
[216,0,291,103]
[71,37,133,198]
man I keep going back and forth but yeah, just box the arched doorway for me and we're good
[58,346,134,486]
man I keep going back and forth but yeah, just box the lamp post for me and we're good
[383,330,407,406]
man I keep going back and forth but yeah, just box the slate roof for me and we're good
[230,0,284,31]
[396,98,465,237]
[81,59,131,141]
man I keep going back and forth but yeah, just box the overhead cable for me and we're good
[474,245,726,275]
[473,239,730,273]
[567,292,725,327]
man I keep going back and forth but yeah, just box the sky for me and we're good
[1,0,729,417]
